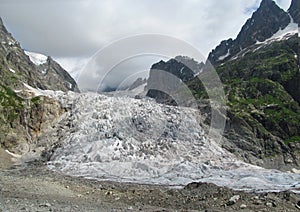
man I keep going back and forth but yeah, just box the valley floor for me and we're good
[0,160,300,211]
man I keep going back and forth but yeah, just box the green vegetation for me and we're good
[189,35,300,149]
[31,96,41,104]
[285,136,300,144]
[0,82,45,149]
[0,85,25,122]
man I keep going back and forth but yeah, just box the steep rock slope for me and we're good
[216,34,300,169]
[146,0,300,170]
[0,18,79,92]
[146,56,204,104]
[207,0,290,65]
[0,17,79,155]
[289,0,300,24]
[198,0,299,169]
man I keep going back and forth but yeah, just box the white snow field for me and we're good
[36,90,300,193]
[24,51,48,66]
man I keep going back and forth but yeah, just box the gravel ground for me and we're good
[0,156,300,211]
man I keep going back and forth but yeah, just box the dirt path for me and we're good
[0,161,300,211]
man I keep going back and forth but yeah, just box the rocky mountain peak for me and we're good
[260,0,275,7]
[208,0,290,65]
[146,56,204,105]
[236,0,289,45]
[0,17,79,92]
[150,56,203,83]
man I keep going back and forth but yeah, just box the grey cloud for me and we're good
[77,34,207,91]
[0,0,291,91]
[1,0,291,58]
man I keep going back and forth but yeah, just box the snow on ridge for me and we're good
[218,49,230,61]
[270,13,298,40]
[230,18,299,62]
[256,16,298,46]
[269,22,298,41]
[25,51,48,66]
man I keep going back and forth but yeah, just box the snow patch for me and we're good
[193,69,203,77]
[22,83,64,97]
[256,16,298,46]
[25,51,48,66]
[111,82,147,98]
[5,150,21,158]
[126,83,146,97]
[218,49,230,61]
[179,67,184,74]
[8,41,16,46]
[269,22,298,41]
[67,82,73,89]
[232,18,298,62]
[23,83,45,97]
[9,68,15,73]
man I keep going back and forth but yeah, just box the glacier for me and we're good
[38,90,300,192]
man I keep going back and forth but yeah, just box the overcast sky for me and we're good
[0,0,292,90]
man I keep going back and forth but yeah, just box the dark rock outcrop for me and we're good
[37,57,79,92]
[289,0,300,24]
[146,56,204,105]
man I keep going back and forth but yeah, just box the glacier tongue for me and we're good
[46,91,300,192]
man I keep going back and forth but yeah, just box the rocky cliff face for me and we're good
[0,89,64,155]
[207,0,300,169]
[0,17,79,155]
[36,57,79,92]
[218,34,300,169]
[208,0,291,65]
[289,0,300,24]
[0,17,79,92]
[146,56,204,104]
[146,0,300,170]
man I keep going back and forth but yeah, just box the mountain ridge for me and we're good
[207,0,292,65]
[145,0,300,170]
[0,17,79,154]
[0,17,79,92]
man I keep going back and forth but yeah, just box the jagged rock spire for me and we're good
[208,0,290,65]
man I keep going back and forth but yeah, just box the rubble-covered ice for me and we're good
[45,91,300,192]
